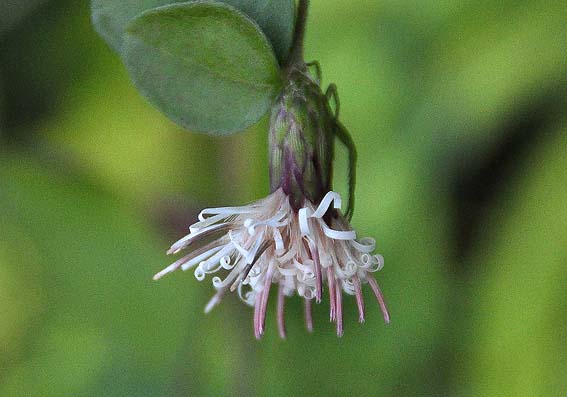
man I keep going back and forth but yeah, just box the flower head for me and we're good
[155,66,389,338]
[155,189,389,338]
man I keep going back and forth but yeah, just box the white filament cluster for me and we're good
[155,189,384,311]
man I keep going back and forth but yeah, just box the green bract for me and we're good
[91,0,294,63]
[122,2,282,135]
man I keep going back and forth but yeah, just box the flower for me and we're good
[154,62,390,338]
[154,188,389,338]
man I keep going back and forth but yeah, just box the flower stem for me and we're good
[286,0,309,69]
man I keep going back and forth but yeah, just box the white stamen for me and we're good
[298,207,312,236]
[180,245,224,271]
[245,230,266,264]
[200,244,235,274]
[204,291,223,314]
[311,191,342,218]
[318,220,357,240]
[229,230,250,258]
[156,189,387,325]
[199,205,256,221]
[169,222,229,254]
[273,228,284,253]
[351,237,376,253]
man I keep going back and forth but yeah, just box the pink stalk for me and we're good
[254,291,263,339]
[353,276,365,323]
[304,299,314,333]
[335,279,343,337]
[368,276,390,324]
[307,240,323,303]
[277,283,286,339]
[327,266,336,322]
[258,266,274,336]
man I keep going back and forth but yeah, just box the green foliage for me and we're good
[91,0,294,63]
[221,0,294,64]
[122,2,282,134]
[92,0,179,52]
[91,0,294,134]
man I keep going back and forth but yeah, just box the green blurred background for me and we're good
[1,1,566,395]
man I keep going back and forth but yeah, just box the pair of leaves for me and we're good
[92,0,294,63]
[91,0,294,134]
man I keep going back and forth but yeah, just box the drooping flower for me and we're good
[154,66,389,338]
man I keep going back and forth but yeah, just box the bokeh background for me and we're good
[1,0,566,395]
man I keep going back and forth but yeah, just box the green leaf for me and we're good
[91,0,294,63]
[92,0,168,51]
[221,0,294,64]
[122,2,282,134]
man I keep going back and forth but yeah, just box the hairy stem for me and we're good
[286,0,309,69]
